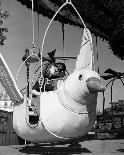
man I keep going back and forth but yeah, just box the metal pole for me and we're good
[26,62,30,98]
[103,91,105,115]
[22,48,30,98]
[111,79,115,129]
[104,79,115,130]
[62,23,65,63]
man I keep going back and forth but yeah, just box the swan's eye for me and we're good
[79,74,83,80]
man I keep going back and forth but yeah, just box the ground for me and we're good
[0,139,124,155]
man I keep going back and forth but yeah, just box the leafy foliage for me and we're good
[0,2,9,46]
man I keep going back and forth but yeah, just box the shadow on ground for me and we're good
[19,145,92,154]
[116,149,124,153]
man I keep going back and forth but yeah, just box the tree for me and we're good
[0,2,9,46]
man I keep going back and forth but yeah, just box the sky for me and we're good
[1,0,124,111]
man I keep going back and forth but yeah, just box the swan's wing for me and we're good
[75,28,94,70]
[0,53,23,103]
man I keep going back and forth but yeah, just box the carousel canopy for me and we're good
[17,0,124,60]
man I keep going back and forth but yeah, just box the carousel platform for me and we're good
[0,139,124,155]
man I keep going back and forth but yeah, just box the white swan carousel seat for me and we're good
[0,28,105,143]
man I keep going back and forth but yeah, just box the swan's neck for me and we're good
[58,83,88,114]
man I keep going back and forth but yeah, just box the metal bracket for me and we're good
[66,0,72,4]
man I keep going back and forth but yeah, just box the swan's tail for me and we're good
[0,53,23,103]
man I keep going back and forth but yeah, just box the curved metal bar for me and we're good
[120,77,124,86]
[39,0,90,139]
[20,86,26,92]
[40,2,68,79]
[102,78,115,114]
[66,0,72,4]
[103,77,124,111]
[106,78,115,87]
[16,53,41,83]
[102,77,124,130]
[40,0,92,78]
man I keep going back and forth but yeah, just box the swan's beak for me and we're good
[86,77,106,93]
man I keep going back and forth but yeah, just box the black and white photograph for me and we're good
[0,0,124,154]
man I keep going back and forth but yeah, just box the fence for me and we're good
[0,110,25,145]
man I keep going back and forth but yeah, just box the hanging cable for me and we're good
[37,0,40,53]
[38,14,40,54]
[31,0,35,51]
[16,0,41,83]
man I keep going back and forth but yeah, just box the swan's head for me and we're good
[64,68,105,104]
